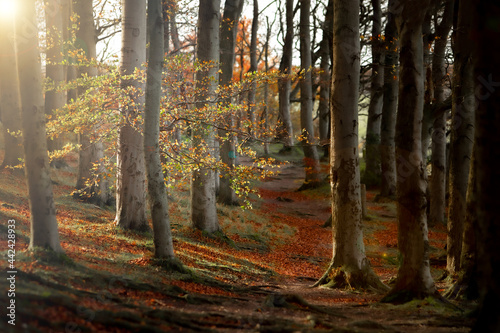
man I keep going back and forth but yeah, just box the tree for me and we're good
[362,0,383,186]
[16,0,62,253]
[470,0,500,331]
[446,0,474,276]
[429,0,454,227]
[144,0,175,259]
[277,0,295,150]
[218,0,244,206]
[247,0,259,137]
[73,0,111,206]
[0,13,22,169]
[115,0,149,231]
[191,0,221,233]
[313,0,386,292]
[379,0,398,199]
[382,0,438,303]
[298,0,321,189]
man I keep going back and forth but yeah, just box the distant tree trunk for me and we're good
[429,0,454,228]
[191,0,221,233]
[144,0,175,259]
[247,0,259,137]
[382,0,438,303]
[73,0,110,206]
[0,16,22,169]
[277,0,294,150]
[470,1,500,331]
[262,17,271,156]
[299,0,321,189]
[363,0,383,186]
[421,12,433,164]
[45,0,66,153]
[218,0,244,206]
[16,0,62,253]
[379,0,398,199]
[314,0,386,292]
[115,0,149,231]
[446,0,474,276]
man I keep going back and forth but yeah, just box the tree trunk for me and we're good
[191,0,221,233]
[299,0,321,189]
[73,0,110,207]
[363,0,383,187]
[115,0,149,231]
[314,0,386,292]
[470,1,500,331]
[379,0,398,199]
[45,0,66,153]
[16,0,62,253]
[277,0,294,150]
[382,0,438,303]
[429,0,454,228]
[144,0,175,259]
[0,15,22,169]
[218,0,244,206]
[247,0,259,137]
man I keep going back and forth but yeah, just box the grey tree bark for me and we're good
[446,0,474,276]
[73,0,110,206]
[191,0,221,233]
[0,15,22,169]
[247,0,259,137]
[363,0,383,186]
[277,0,294,150]
[16,0,62,253]
[382,0,438,303]
[470,1,500,331]
[429,0,454,227]
[144,0,175,259]
[218,0,244,206]
[115,0,149,231]
[379,0,398,199]
[314,0,386,292]
[298,0,321,189]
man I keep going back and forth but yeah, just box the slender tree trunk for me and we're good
[379,0,398,199]
[299,0,321,189]
[16,0,62,253]
[247,0,259,137]
[73,0,110,206]
[429,0,454,228]
[470,1,500,331]
[314,0,386,292]
[277,0,294,150]
[115,0,149,231]
[218,0,244,206]
[421,12,433,164]
[0,16,22,169]
[191,0,221,233]
[382,0,438,303]
[363,0,383,186]
[144,0,175,259]
[262,17,271,156]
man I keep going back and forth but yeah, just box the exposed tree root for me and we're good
[313,263,389,293]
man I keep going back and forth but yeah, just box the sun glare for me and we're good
[0,0,17,18]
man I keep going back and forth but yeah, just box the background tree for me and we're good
[191,0,221,233]
[0,13,22,169]
[144,0,175,259]
[314,0,386,292]
[16,0,62,253]
[382,0,438,303]
[115,0,149,231]
[246,0,259,137]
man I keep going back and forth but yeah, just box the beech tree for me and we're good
[144,0,175,259]
[382,0,438,302]
[115,0,149,231]
[16,0,62,252]
[0,13,22,169]
[191,0,221,233]
[314,0,386,292]
[298,0,321,189]
[470,0,500,331]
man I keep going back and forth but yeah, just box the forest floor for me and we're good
[0,147,476,332]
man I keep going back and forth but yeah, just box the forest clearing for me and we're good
[0,148,474,332]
